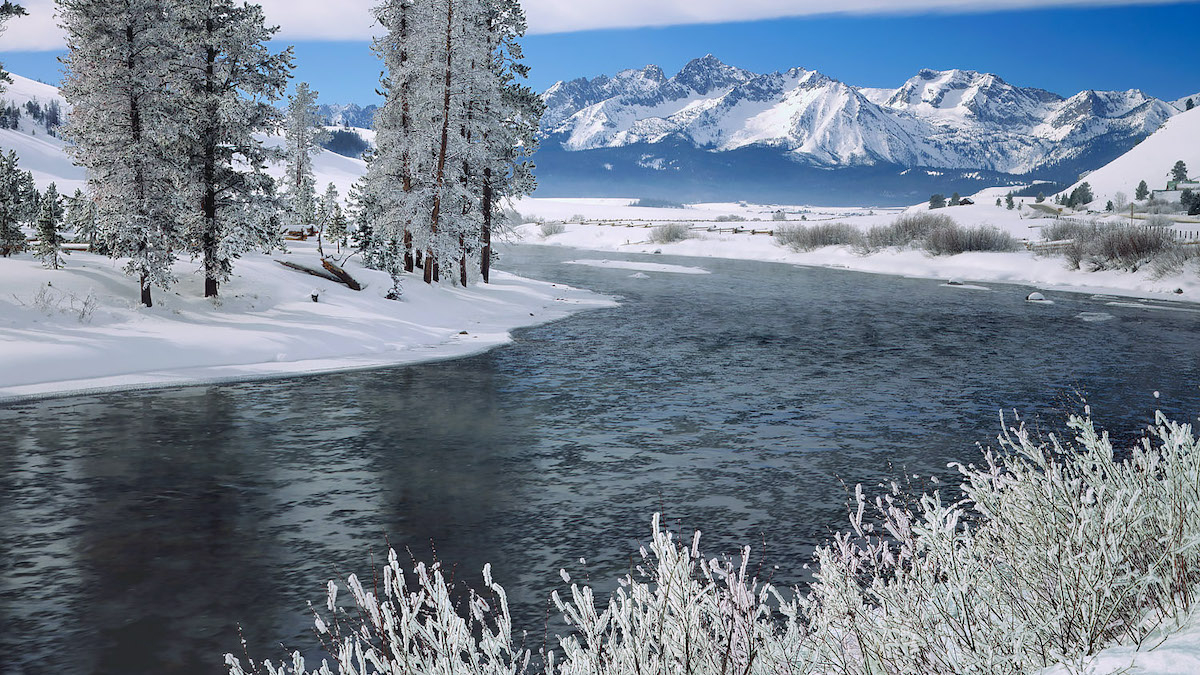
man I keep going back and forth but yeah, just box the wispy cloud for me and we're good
[1,0,1192,51]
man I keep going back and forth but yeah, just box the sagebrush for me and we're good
[230,410,1200,675]
[774,222,862,251]
[923,223,1020,255]
[540,221,566,237]
[649,222,693,244]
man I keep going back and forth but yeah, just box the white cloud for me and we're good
[0,0,1193,51]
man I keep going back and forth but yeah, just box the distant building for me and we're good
[1152,178,1199,202]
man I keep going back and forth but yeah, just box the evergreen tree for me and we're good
[1172,160,1189,183]
[316,182,342,257]
[0,150,33,256]
[326,201,349,255]
[929,194,946,209]
[175,0,292,298]
[1068,182,1094,208]
[283,82,327,232]
[1136,180,1150,201]
[1036,192,1045,203]
[1005,192,1015,210]
[63,188,101,252]
[0,2,27,92]
[1188,98,1195,111]
[59,0,190,307]
[1106,200,1114,212]
[472,0,542,283]
[366,0,541,288]
[34,183,66,269]
[949,192,960,206]
[995,197,1001,207]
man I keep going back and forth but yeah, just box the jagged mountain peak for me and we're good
[540,56,1179,181]
[673,54,753,95]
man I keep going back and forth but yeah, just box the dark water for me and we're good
[3,245,1200,674]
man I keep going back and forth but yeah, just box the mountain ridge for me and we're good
[539,55,1177,182]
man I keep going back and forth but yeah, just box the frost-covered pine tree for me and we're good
[64,188,101,252]
[366,0,430,282]
[316,182,342,257]
[283,82,327,232]
[59,0,190,307]
[176,0,293,298]
[326,201,349,256]
[471,0,542,283]
[0,2,26,92]
[0,150,34,256]
[34,182,66,269]
[368,0,539,287]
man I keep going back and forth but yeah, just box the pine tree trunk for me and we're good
[427,0,454,285]
[481,171,492,283]
[459,234,467,287]
[400,5,415,275]
[202,19,219,298]
[127,21,150,308]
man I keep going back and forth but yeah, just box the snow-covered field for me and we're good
[513,190,1200,302]
[0,241,614,402]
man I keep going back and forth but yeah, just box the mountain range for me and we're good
[531,55,1183,204]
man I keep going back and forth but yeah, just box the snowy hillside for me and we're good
[1062,105,1200,206]
[0,74,85,192]
[0,73,367,199]
[542,57,1177,178]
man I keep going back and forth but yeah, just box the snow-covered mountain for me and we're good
[1061,105,1200,207]
[541,56,1177,179]
[318,102,378,129]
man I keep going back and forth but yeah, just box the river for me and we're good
[2,245,1198,674]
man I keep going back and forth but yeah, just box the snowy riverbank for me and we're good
[513,194,1200,304]
[0,242,615,402]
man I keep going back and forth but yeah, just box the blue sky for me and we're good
[3,2,1199,105]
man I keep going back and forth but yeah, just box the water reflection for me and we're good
[1,245,1199,674]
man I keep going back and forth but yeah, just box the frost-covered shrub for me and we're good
[858,212,957,252]
[1042,220,1180,272]
[649,222,693,244]
[540,221,566,237]
[922,223,1019,255]
[1088,225,1177,271]
[230,411,1200,675]
[714,214,746,223]
[1151,245,1200,278]
[775,222,863,251]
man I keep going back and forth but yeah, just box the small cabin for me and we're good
[958,198,975,206]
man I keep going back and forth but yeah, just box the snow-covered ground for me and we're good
[1038,620,1200,675]
[0,241,614,402]
[513,191,1200,302]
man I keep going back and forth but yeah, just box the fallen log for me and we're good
[277,260,342,284]
[321,259,363,291]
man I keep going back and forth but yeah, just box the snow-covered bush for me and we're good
[649,222,693,244]
[858,212,957,252]
[1044,220,1179,271]
[775,222,863,251]
[230,410,1200,675]
[540,221,566,237]
[922,223,1019,255]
